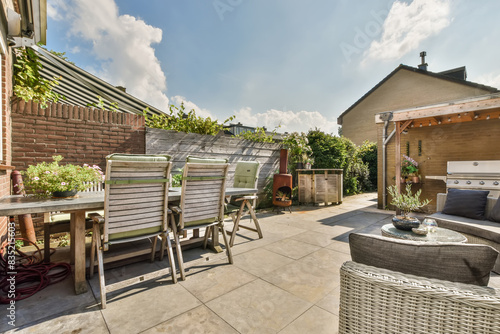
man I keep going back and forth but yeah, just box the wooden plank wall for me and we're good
[146,128,282,197]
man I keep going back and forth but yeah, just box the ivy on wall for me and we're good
[13,47,64,109]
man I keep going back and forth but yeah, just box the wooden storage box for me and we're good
[298,169,343,205]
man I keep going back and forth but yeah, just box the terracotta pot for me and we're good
[411,176,420,183]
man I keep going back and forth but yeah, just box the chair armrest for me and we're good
[169,205,181,214]
[88,212,104,224]
[234,195,258,201]
[339,261,500,334]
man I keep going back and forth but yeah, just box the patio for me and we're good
[4,192,500,334]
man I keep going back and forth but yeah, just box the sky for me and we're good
[44,0,500,135]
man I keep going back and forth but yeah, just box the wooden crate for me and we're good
[298,169,343,205]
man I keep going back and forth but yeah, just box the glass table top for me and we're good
[381,223,467,243]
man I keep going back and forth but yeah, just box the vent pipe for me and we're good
[418,51,428,71]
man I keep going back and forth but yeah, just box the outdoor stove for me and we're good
[273,149,292,211]
[427,160,500,197]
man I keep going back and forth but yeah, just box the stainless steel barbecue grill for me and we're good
[426,160,500,197]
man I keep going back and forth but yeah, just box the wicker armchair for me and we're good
[339,261,500,334]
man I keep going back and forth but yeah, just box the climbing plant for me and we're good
[143,102,235,136]
[13,47,64,108]
[232,126,279,143]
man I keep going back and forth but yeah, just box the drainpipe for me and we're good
[379,112,394,208]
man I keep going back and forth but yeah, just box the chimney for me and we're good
[418,51,428,71]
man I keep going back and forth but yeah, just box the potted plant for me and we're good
[387,184,431,231]
[20,155,104,198]
[401,155,419,183]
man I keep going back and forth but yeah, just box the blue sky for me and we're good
[45,0,500,134]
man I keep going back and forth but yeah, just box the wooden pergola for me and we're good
[383,94,500,193]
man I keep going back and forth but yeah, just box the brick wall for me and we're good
[0,43,15,246]
[341,68,495,145]
[377,118,500,212]
[9,101,146,236]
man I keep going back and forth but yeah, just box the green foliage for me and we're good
[144,102,235,136]
[20,155,104,198]
[282,132,312,163]
[307,130,377,195]
[387,184,431,218]
[258,175,275,209]
[233,126,278,143]
[401,155,419,176]
[359,141,378,191]
[171,169,183,187]
[87,95,119,112]
[13,47,64,108]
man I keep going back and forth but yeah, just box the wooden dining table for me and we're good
[0,187,257,294]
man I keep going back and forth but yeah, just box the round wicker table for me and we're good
[381,223,467,243]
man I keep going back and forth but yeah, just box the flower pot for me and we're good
[411,176,420,183]
[392,216,420,231]
[52,189,78,198]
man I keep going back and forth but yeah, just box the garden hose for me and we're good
[0,238,71,303]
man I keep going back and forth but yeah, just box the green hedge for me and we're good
[307,130,377,195]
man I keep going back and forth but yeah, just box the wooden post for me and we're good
[395,121,401,194]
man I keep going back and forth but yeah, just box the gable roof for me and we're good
[32,45,166,116]
[337,64,498,125]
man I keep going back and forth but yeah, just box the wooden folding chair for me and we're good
[225,161,262,246]
[169,159,232,280]
[88,154,179,308]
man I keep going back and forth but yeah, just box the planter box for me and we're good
[298,169,343,205]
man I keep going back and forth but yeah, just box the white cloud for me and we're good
[475,72,500,90]
[48,0,169,110]
[363,0,451,64]
[233,108,338,134]
[171,96,216,119]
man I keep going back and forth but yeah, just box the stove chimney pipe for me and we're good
[418,51,428,71]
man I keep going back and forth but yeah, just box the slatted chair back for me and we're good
[102,158,172,250]
[179,162,229,230]
[232,160,259,205]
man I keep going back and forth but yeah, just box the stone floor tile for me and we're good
[0,276,96,332]
[298,248,351,273]
[141,305,238,334]
[264,238,321,260]
[325,240,351,254]
[4,306,108,334]
[312,224,356,238]
[278,306,339,334]
[101,281,201,334]
[233,248,295,277]
[290,230,335,247]
[180,262,256,303]
[262,259,339,303]
[207,279,312,334]
[315,285,341,315]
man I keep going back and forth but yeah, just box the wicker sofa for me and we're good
[427,193,500,273]
[339,261,500,334]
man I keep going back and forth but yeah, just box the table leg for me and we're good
[71,210,88,294]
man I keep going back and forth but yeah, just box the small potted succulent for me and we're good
[19,155,104,198]
[387,184,431,231]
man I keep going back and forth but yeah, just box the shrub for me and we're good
[307,130,376,195]
[144,102,234,136]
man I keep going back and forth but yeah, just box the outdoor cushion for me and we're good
[349,233,498,286]
[233,161,259,188]
[106,153,171,161]
[490,198,500,223]
[186,156,228,163]
[442,188,489,220]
